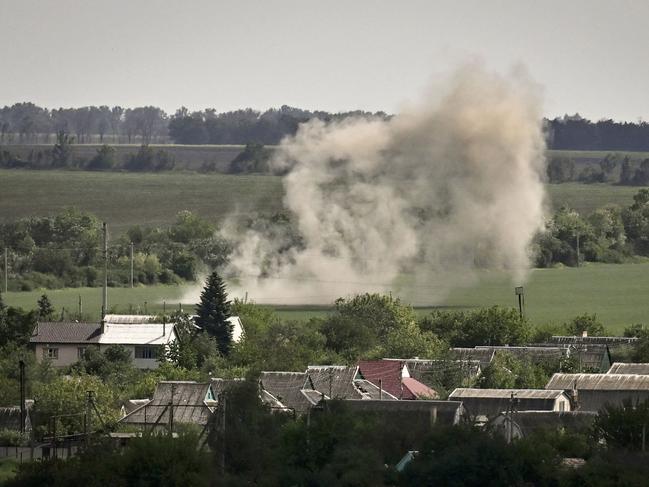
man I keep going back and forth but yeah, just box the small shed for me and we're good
[546,373,649,412]
[448,388,571,420]
[489,410,597,440]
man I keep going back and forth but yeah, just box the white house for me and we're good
[30,317,177,369]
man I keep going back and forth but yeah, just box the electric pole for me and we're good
[4,248,7,293]
[130,242,134,288]
[102,223,108,318]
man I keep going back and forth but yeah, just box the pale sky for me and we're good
[1,0,648,121]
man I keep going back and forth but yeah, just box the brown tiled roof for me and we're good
[30,322,101,344]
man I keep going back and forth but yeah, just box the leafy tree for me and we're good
[37,294,54,321]
[564,313,605,337]
[51,130,74,167]
[195,271,232,355]
[477,352,549,389]
[593,399,649,450]
[228,143,271,173]
[86,144,116,171]
[425,307,530,347]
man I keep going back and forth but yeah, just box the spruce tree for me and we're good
[195,272,232,355]
[37,294,55,321]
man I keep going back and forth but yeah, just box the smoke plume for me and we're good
[201,65,547,305]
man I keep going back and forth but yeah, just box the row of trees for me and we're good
[547,152,649,185]
[0,209,230,290]
[536,189,649,267]
[0,103,387,146]
[9,102,649,150]
[548,114,649,151]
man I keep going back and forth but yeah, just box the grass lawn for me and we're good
[5,262,649,335]
[546,183,644,215]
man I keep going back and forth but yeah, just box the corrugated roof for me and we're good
[307,366,364,400]
[546,373,649,391]
[353,379,398,400]
[30,322,101,344]
[120,381,216,426]
[449,388,566,400]
[104,315,156,324]
[259,372,311,414]
[607,363,649,375]
[334,399,465,425]
[449,348,495,366]
[99,323,175,345]
[476,346,568,363]
[550,336,638,345]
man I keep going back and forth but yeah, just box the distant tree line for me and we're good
[0,102,387,146]
[7,102,649,151]
[548,113,649,151]
[547,152,649,186]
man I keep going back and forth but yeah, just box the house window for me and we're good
[43,348,58,360]
[77,347,87,359]
[134,346,157,359]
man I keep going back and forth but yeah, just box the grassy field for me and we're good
[6,144,246,172]
[546,183,643,215]
[4,263,649,334]
[0,169,646,236]
[0,170,284,234]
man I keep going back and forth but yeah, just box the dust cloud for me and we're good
[189,64,547,305]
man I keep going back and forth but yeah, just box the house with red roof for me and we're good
[357,360,439,400]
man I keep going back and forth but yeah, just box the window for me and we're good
[134,346,157,359]
[43,348,58,360]
[77,347,87,360]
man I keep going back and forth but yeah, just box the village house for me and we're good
[330,399,466,427]
[489,410,597,440]
[383,358,482,390]
[30,316,177,369]
[545,373,649,411]
[448,388,571,420]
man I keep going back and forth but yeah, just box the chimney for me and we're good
[582,330,588,338]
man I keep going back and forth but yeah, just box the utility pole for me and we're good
[130,242,134,288]
[575,232,580,267]
[515,287,524,319]
[19,360,25,435]
[102,223,108,318]
[78,295,82,318]
[85,391,93,446]
[5,247,9,294]
[3,248,7,293]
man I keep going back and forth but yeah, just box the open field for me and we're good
[5,144,246,172]
[4,263,649,334]
[1,170,646,235]
[0,169,284,234]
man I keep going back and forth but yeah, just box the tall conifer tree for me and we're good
[195,272,232,355]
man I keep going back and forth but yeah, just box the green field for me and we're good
[4,263,649,334]
[6,143,247,172]
[0,169,284,234]
[0,169,646,236]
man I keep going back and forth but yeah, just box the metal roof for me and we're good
[449,388,566,400]
[98,323,175,345]
[549,336,638,345]
[546,373,649,390]
[607,363,649,375]
[307,366,364,400]
[30,322,101,344]
[103,314,156,324]
[120,381,216,426]
[259,371,311,414]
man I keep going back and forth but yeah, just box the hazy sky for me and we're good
[2,0,648,121]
